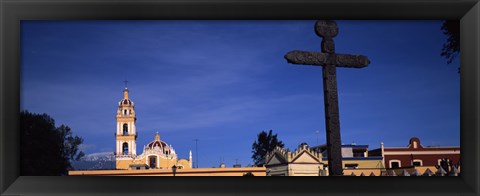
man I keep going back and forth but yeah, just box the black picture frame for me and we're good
[1,0,479,195]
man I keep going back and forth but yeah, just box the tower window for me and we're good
[122,142,129,155]
[123,124,128,135]
[124,109,127,115]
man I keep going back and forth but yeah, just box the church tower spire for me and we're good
[189,150,193,168]
[123,87,129,99]
[123,80,129,99]
[115,83,137,157]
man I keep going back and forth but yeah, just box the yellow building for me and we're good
[313,144,385,176]
[265,144,325,176]
[265,143,385,176]
[115,87,192,170]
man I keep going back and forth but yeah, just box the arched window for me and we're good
[389,160,401,168]
[123,124,128,135]
[413,159,423,166]
[122,142,129,155]
[124,109,127,115]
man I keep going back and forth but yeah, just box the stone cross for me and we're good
[284,20,370,176]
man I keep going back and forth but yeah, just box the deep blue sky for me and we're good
[20,20,459,168]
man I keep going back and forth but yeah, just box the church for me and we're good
[114,86,192,170]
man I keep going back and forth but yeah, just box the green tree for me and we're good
[251,130,284,166]
[20,110,85,175]
[440,20,460,71]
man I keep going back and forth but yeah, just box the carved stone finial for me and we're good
[315,20,339,38]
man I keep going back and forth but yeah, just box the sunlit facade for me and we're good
[115,87,192,170]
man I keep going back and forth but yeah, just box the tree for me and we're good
[58,125,85,162]
[20,110,85,175]
[251,130,284,166]
[440,20,460,71]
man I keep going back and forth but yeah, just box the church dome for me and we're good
[145,132,175,155]
[119,98,133,106]
[118,88,134,106]
[147,140,168,149]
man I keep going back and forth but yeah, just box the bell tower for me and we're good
[115,83,137,157]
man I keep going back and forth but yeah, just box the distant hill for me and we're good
[80,152,116,161]
[71,152,116,170]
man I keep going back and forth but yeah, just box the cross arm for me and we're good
[285,50,328,66]
[284,50,370,68]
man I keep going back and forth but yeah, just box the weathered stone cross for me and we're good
[284,20,370,176]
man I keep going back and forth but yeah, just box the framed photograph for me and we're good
[1,0,479,195]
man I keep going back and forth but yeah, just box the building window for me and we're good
[345,164,359,169]
[391,162,400,168]
[353,152,364,157]
[122,142,129,155]
[389,160,401,168]
[123,124,128,135]
[413,159,423,166]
